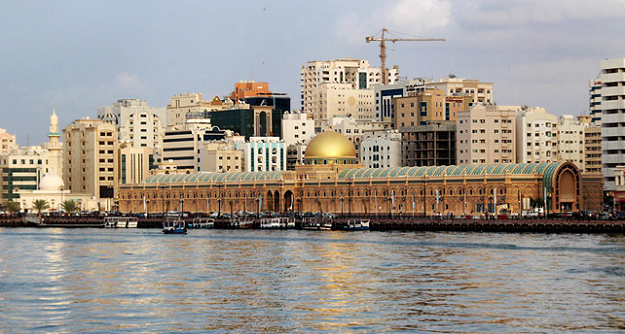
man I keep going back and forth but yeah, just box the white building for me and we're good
[161,126,236,172]
[360,129,402,168]
[597,58,625,192]
[97,99,166,154]
[281,111,314,146]
[456,105,516,165]
[558,115,585,168]
[119,144,154,185]
[0,145,49,205]
[235,137,287,172]
[515,106,558,163]
[301,58,398,128]
[589,78,602,124]
[198,140,244,173]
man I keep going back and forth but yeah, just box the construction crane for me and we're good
[366,28,445,84]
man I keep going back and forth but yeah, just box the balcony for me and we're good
[601,72,625,83]
[602,100,625,110]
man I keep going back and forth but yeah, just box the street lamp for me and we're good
[340,194,344,217]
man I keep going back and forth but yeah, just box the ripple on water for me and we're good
[0,228,624,333]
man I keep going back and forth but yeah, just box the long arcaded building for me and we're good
[119,131,603,216]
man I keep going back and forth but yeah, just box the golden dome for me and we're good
[305,131,356,160]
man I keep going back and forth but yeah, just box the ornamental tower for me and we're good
[47,109,63,179]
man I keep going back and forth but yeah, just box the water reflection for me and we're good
[0,228,624,333]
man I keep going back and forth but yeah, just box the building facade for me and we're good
[456,105,516,165]
[558,115,585,168]
[598,58,625,192]
[62,119,118,199]
[0,128,17,155]
[515,106,558,163]
[0,146,48,206]
[301,58,398,128]
[401,121,456,167]
[322,116,392,161]
[281,111,314,146]
[209,106,282,139]
[230,81,271,100]
[97,99,166,153]
[119,144,154,185]
[235,137,286,172]
[360,130,402,168]
[161,126,232,171]
[583,123,602,173]
[198,140,244,173]
[119,131,602,216]
[392,88,472,129]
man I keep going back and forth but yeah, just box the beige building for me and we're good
[166,93,237,128]
[301,58,398,128]
[456,105,516,165]
[515,106,558,163]
[119,144,154,185]
[392,88,472,129]
[426,77,494,106]
[0,128,17,155]
[557,115,585,168]
[199,140,244,173]
[582,121,602,173]
[401,121,457,167]
[63,119,118,199]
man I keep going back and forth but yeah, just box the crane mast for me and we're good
[365,28,445,84]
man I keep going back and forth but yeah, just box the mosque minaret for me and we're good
[46,109,63,179]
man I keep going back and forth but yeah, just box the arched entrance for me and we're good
[265,191,273,212]
[284,190,294,213]
[273,190,280,213]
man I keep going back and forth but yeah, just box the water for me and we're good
[1,228,624,333]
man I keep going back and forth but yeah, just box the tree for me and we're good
[61,200,79,215]
[32,199,50,215]
[5,201,20,215]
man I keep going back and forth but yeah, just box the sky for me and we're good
[1,0,625,146]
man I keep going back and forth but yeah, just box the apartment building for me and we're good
[62,119,118,199]
[456,105,516,164]
[230,81,271,100]
[515,106,558,163]
[360,130,402,168]
[0,128,17,155]
[392,88,472,129]
[235,137,286,172]
[281,111,314,146]
[558,115,585,168]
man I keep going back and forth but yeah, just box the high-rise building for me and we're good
[374,78,428,122]
[589,78,602,124]
[596,58,625,192]
[209,106,282,139]
[401,121,456,167]
[97,99,166,153]
[301,58,398,128]
[580,117,602,173]
[557,115,585,168]
[515,106,558,163]
[426,77,493,106]
[456,105,516,165]
[62,119,118,199]
[230,81,271,100]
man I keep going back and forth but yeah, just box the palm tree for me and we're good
[61,200,79,215]
[32,199,50,215]
[5,201,20,215]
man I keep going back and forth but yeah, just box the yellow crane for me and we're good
[366,28,445,84]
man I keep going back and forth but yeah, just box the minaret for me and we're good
[47,109,63,178]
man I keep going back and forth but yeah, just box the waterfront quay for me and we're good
[2,214,625,233]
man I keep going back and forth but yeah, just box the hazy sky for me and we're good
[1,0,624,146]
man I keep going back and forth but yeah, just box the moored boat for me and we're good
[162,218,187,234]
[189,217,214,229]
[342,219,370,231]
[302,217,332,230]
[104,216,138,228]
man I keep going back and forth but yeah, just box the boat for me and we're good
[188,217,214,229]
[104,216,138,228]
[342,219,370,231]
[162,218,187,234]
[228,215,254,229]
[302,217,332,230]
[260,217,295,229]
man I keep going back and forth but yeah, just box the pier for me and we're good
[1,214,625,233]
